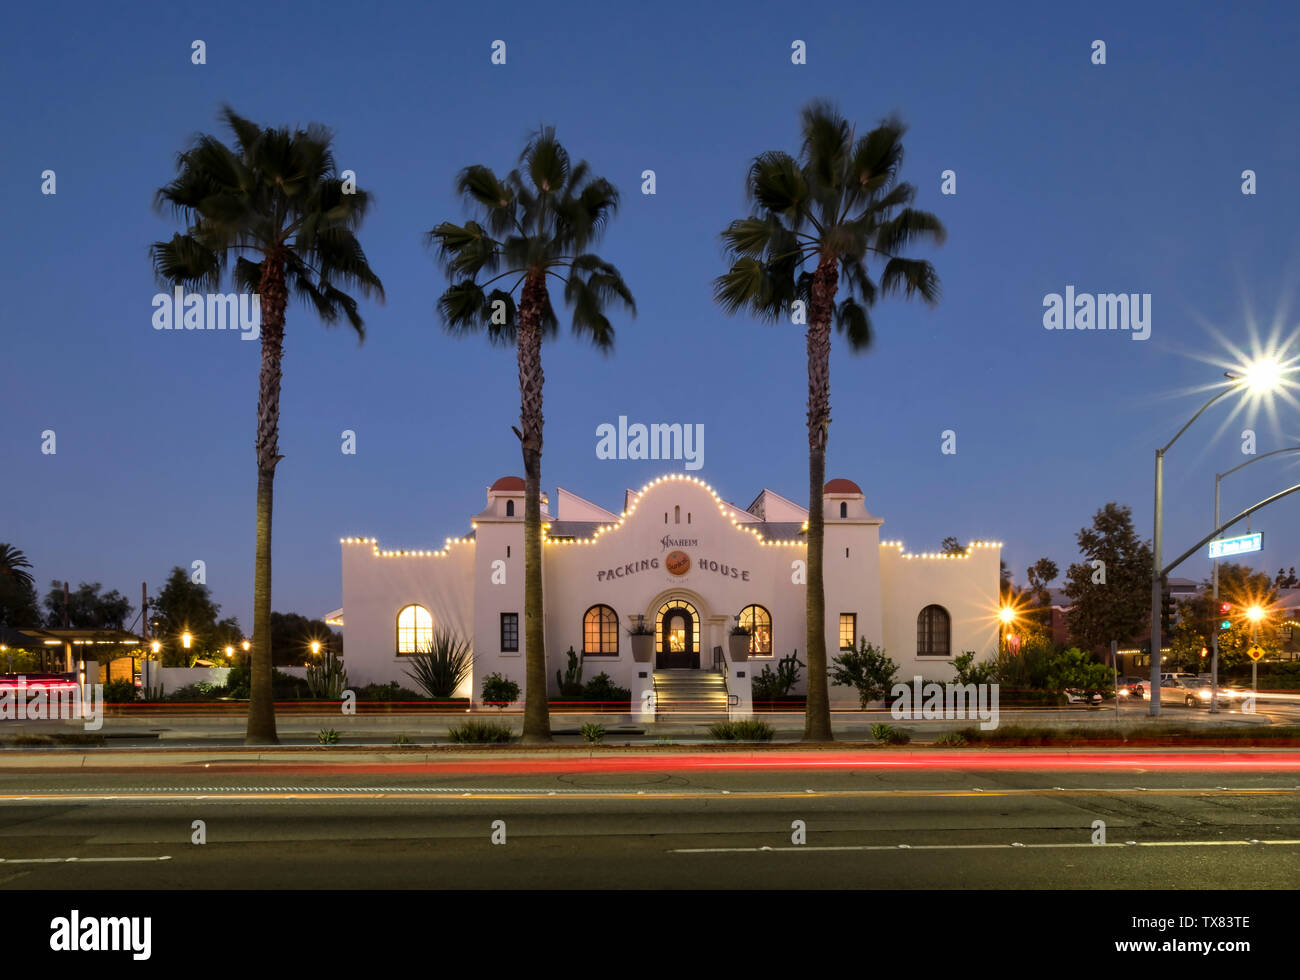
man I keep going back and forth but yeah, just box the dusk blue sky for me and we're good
[4,1,1300,631]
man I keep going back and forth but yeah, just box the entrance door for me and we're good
[658,607,698,669]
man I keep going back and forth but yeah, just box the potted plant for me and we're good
[627,616,654,663]
[728,623,751,662]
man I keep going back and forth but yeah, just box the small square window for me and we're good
[500,613,519,652]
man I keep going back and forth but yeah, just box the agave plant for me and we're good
[306,647,348,699]
[404,628,473,699]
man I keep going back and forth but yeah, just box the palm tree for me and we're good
[0,545,34,591]
[428,126,635,743]
[151,107,384,744]
[715,101,945,741]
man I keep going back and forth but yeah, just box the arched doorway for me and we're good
[656,598,700,669]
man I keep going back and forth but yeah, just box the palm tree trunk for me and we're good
[517,271,551,742]
[804,255,838,742]
[246,251,286,745]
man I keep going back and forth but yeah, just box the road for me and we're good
[0,752,1297,888]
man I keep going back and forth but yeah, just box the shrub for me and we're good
[870,723,910,745]
[11,735,55,747]
[752,651,805,700]
[165,682,219,702]
[353,682,426,701]
[708,719,775,741]
[581,672,631,704]
[580,722,606,743]
[220,664,310,699]
[934,731,968,747]
[448,720,515,743]
[102,679,139,703]
[392,734,412,746]
[951,651,997,686]
[317,728,341,745]
[831,639,898,708]
[404,629,473,698]
[480,672,520,708]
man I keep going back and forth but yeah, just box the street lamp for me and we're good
[150,640,161,655]
[310,640,321,656]
[1150,357,1289,716]
[1208,444,1300,711]
[181,631,192,650]
[224,645,234,659]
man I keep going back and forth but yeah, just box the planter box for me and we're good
[727,634,750,662]
[629,633,654,662]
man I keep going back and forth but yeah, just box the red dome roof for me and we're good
[823,478,862,494]
[490,476,525,492]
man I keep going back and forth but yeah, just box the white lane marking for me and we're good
[670,840,1300,853]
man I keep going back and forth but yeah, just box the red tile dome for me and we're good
[490,476,525,492]
[823,478,862,494]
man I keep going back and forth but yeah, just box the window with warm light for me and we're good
[739,604,773,656]
[583,604,619,655]
[396,604,433,655]
[839,613,856,650]
[917,605,951,657]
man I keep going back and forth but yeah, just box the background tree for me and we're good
[1062,503,1153,652]
[1169,563,1281,671]
[0,545,40,627]
[940,536,964,555]
[152,107,384,743]
[42,581,132,630]
[270,611,340,667]
[1024,557,1059,627]
[428,126,634,743]
[148,566,224,666]
[715,101,944,741]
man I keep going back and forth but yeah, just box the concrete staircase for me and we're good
[652,671,728,717]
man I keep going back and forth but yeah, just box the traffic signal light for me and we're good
[1160,591,1176,634]
[1219,602,1232,631]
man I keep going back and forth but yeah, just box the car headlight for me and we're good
[1198,689,1212,699]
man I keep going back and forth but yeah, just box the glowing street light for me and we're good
[1247,605,1265,623]
[1149,355,1295,717]
[181,632,192,650]
[241,639,251,652]
[224,645,234,659]
[150,640,161,655]
[999,607,1016,625]
[310,640,321,655]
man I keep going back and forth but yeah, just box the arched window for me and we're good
[584,604,619,655]
[674,505,681,524]
[917,605,951,657]
[840,502,847,518]
[738,604,772,656]
[506,500,514,516]
[396,604,433,655]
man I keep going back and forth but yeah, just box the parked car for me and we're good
[1118,676,1146,699]
[1063,689,1104,704]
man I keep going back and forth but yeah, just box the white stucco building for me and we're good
[338,473,1001,710]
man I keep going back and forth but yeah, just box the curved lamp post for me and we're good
[1208,445,1300,711]
[1149,360,1289,716]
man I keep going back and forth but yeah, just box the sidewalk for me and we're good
[0,703,1279,746]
